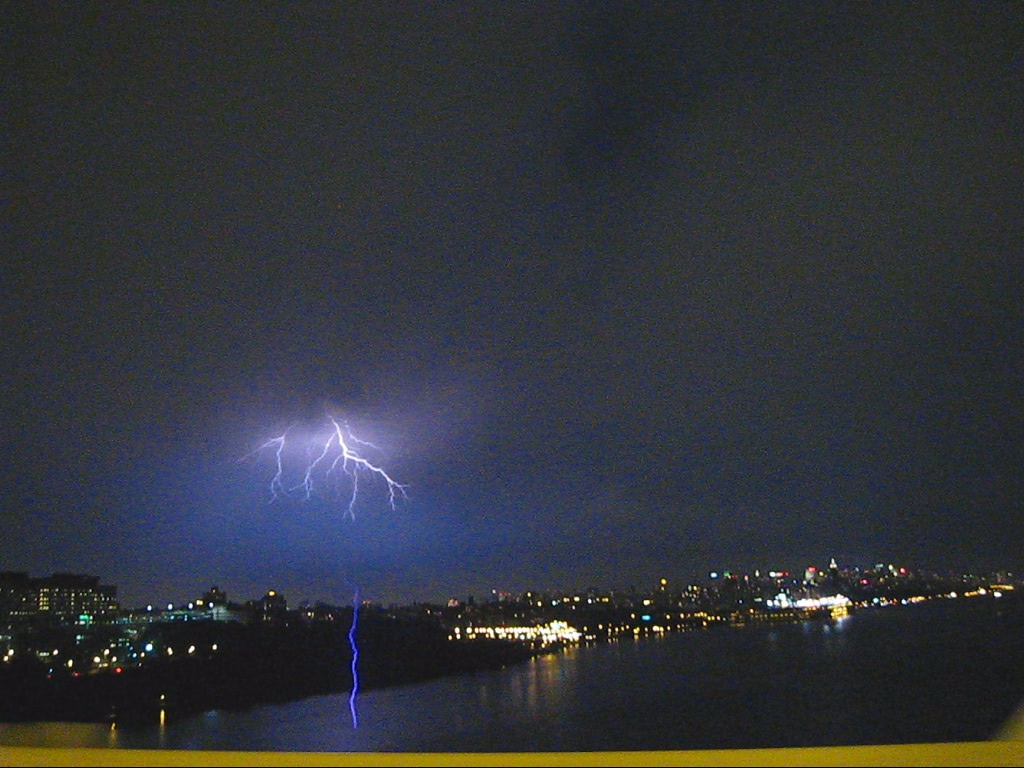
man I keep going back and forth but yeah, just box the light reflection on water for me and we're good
[1,597,1022,752]
[0,721,120,749]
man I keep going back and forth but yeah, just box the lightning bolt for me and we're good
[244,434,288,502]
[242,415,408,519]
[240,414,404,728]
[348,583,361,730]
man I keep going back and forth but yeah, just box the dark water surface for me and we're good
[2,594,1022,752]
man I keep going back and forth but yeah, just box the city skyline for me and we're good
[6,3,1023,611]
[4,553,1018,613]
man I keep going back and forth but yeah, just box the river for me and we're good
[2,593,1022,752]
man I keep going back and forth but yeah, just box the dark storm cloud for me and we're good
[3,2,1022,605]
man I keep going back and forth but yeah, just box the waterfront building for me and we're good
[0,571,118,626]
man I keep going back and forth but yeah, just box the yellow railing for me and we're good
[1,741,1024,766]
[4,702,1023,766]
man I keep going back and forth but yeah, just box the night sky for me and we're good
[5,2,1023,609]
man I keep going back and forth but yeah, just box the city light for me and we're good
[456,620,583,647]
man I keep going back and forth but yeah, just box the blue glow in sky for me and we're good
[5,2,1023,608]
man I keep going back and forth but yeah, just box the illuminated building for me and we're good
[0,571,118,625]
[250,589,288,623]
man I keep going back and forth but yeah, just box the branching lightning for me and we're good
[241,413,405,729]
[243,415,408,520]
